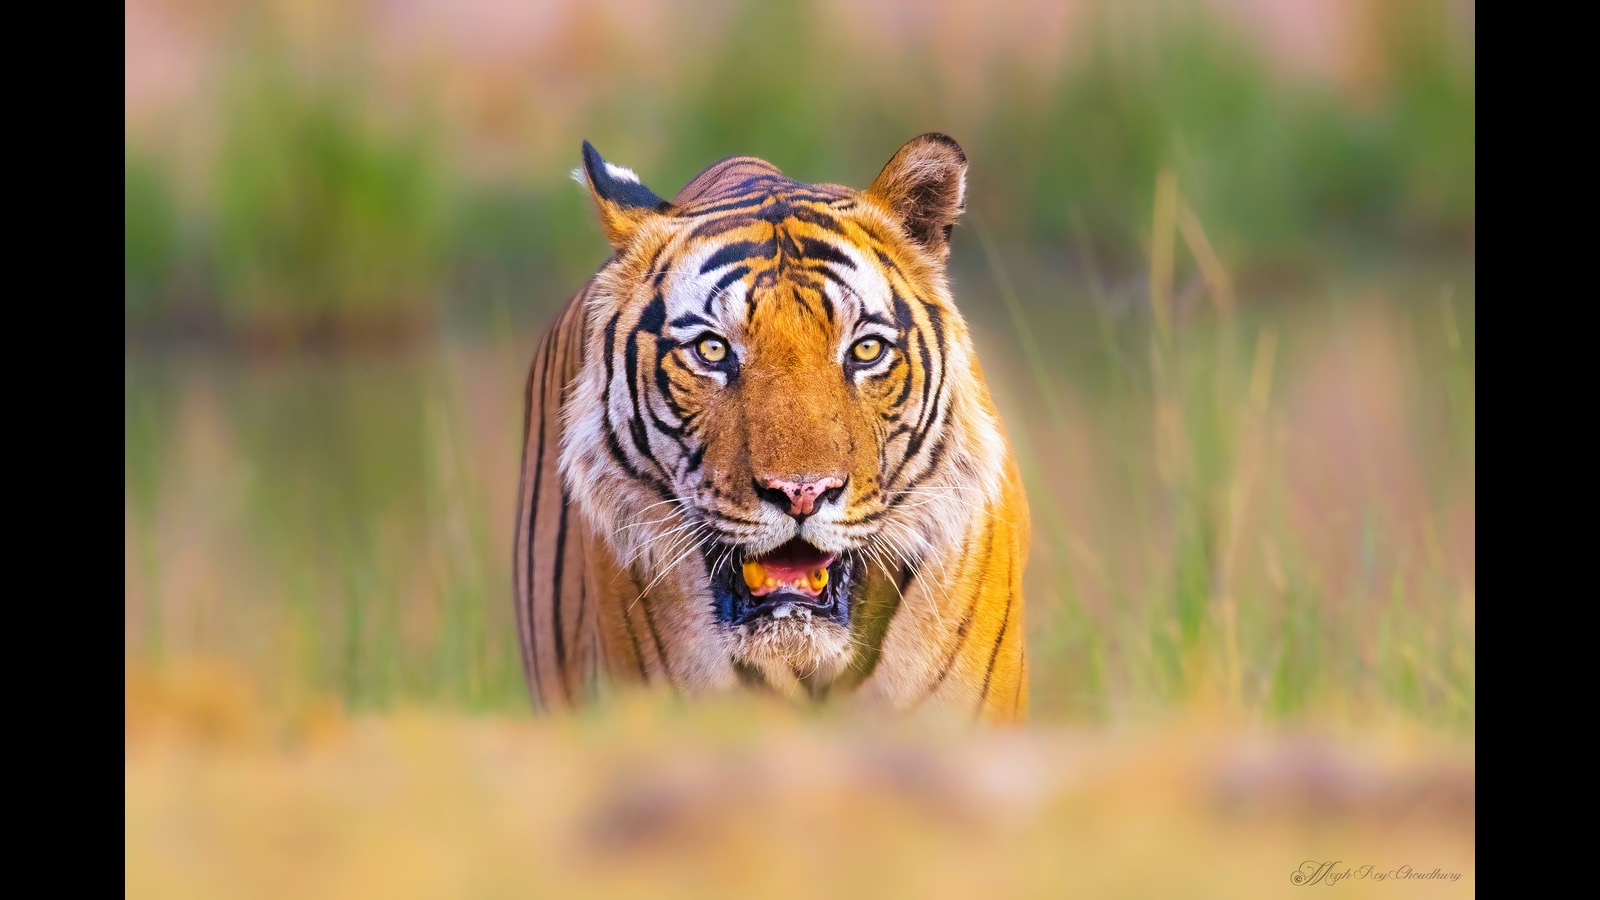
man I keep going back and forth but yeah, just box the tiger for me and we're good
[514,133,1028,722]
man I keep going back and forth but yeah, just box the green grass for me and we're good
[210,60,447,330]
[124,0,1473,331]
[122,239,1474,730]
[125,150,180,321]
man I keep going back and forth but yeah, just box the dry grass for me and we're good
[127,661,1473,899]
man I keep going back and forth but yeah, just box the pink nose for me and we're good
[763,476,845,517]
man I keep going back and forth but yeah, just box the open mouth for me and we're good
[708,538,856,627]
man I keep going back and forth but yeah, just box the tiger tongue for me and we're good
[750,539,834,585]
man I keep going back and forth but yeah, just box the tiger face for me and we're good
[560,135,1007,687]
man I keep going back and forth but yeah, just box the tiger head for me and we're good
[560,134,1007,687]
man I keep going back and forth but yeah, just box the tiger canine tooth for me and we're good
[742,561,767,590]
[808,568,829,591]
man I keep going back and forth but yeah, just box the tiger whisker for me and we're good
[633,525,718,607]
[862,542,913,617]
[624,522,710,611]
[621,516,703,567]
[885,486,1008,523]
[868,533,940,631]
[611,512,690,537]
[878,523,953,631]
[887,485,992,509]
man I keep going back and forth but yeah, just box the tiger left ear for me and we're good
[577,140,673,250]
[864,133,967,260]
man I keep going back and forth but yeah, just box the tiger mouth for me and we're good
[707,537,856,627]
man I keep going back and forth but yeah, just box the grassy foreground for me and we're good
[127,661,1473,899]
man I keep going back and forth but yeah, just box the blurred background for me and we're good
[125,0,1474,894]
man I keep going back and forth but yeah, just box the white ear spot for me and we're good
[604,161,641,184]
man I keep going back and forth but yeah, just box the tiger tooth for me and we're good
[809,568,829,591]
[742,561,767,590]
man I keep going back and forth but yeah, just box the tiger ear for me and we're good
[576,141,672,250]
[864,133,967,260]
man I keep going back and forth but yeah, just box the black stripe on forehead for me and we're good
[690,230,855,281]
[789,234,856,270]
[785,203,847,234]
[687,214,756,241]
[670,311,715,330]
[677,182,849,218]
[698,240,777,275]
[705,265,750,315]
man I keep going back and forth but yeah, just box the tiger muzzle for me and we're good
[708,537,857,627]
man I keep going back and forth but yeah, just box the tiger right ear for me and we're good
[864,133,968,261]
[576,141,672,250]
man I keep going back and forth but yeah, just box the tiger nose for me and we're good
[758,475,846,518]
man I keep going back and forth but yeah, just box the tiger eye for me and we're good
[697,337,728,363]
[852,338,883,362]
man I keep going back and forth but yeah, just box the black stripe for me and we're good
[924,302,946,359]
[679,195,771,218]
[573,565,588,695]
[698,240,776,275]
[705,265,751,313]
[884,320,933,486]
[620,588,650,682]
[639,594,671,679]
[910,333,949,460]
[551,493,572,703]
[688,213,759,241]
[787,203,846,234]
[655,361,689,427]
[602,419,641,481]
[524,334,558,706]
[813,264,856,297]
[769,188,849,205]
[860,225,896,254]
[628,415,653,466]
[888,355,915,409]
[640,243,667,275]
[623,318,659,467]
[889,297,947,487]
[731,174,785,195]
[911,304,935,420]
[913,438,949,486]
[600,311,622,458]
[792,235,856,269]
[924,521,995,698]
[637,294,666,335]
[1012,648,1025,718]
[977,589,1013,714]
[670,312,714,330]
[513,333,543,709]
